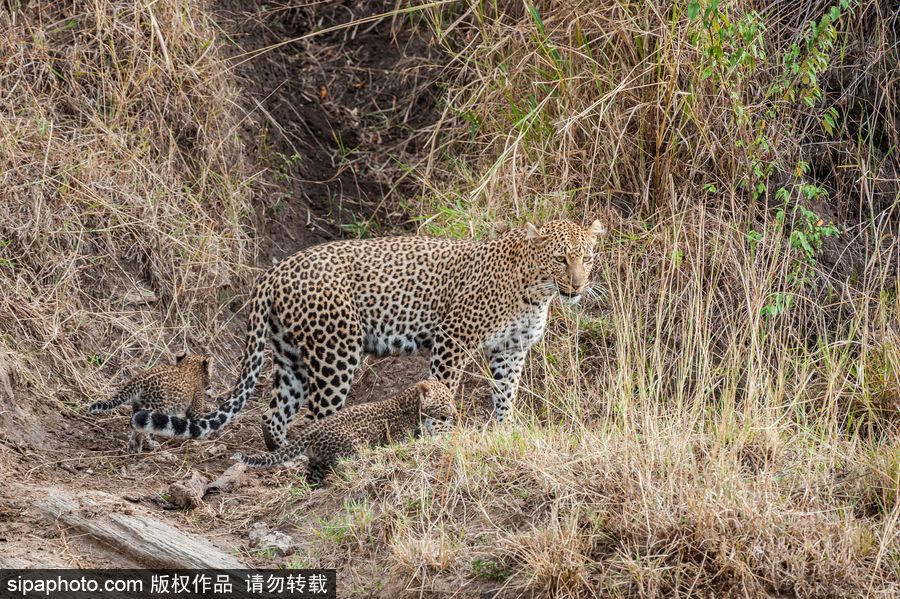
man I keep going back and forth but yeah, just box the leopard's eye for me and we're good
[584,254,594,264]
[555,255,567,264]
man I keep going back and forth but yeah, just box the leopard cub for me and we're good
[234,379,457,485]
[89,353,213,453]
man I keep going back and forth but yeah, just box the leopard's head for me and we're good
[175,352,213,387]
[417,380,458,435]
[525,219,606,304]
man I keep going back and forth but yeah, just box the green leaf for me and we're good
[527,4,546,34]
[798,233,814,257]
[687,1,701,19]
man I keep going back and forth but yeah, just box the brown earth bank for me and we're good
[220,0,445,260]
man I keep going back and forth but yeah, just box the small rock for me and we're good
[167,471,209,510]
[204,443,228,458]
[206,463,247,494]
[85,469,93,474]
[248,522,295,558]
[248,521,269,542]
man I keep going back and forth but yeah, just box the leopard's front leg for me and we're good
[429,333,468,397]
[486,348,527,422]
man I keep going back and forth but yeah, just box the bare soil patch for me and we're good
[220,0,444,260]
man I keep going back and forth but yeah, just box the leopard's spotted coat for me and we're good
[90,353,212,453]
[234,379,456,485]
[132,220,605,449]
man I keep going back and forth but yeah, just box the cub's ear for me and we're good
[175,352,187,364]
[417,381,433,403]
[525,222,544,240]
[587,220,607,238]
[203,356,213,375]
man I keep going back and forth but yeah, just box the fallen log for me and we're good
[37,488,246,569]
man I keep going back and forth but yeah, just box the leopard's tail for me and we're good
[131,279,272,439]
[234,441,310,468]
[88,383,138,414]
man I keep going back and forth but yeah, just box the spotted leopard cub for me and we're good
[89,353,213,453]
[234,379,456,485]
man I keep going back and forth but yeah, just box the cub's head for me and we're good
[416,380,458,435]
[525,219,606,303]
[174,353,213,387]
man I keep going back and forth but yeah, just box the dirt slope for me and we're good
[0,0,444,576]
[220,0,443,260]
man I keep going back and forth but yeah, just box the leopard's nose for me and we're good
[569,276,588,292]
[568,266,589,290]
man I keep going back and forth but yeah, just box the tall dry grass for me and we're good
[285,209,898,596]
[275,1,899,596]
[418,0,898,225]
[0,1,255,405]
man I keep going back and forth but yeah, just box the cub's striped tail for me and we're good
[88,387,137,414]
[130,280,272,440]
[234,442,309,468]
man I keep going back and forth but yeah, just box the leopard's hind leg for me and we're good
[262,287,362,450]
[262,352,309,451]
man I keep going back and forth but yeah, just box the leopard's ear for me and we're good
[587,220,607,239]
[203,356,213,376]
[175,352,187,364]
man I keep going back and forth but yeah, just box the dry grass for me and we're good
[317,420,897,596]
[0,1,255,405]
[285,210,897,596]
[417,0,899,225]
[275,1,899,597]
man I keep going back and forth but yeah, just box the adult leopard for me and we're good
[132,219,606,450]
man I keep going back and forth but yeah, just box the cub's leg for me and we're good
[142,436,161,451]
[127,430,141,453]
[127,430,159,453]
[127,390,160,453]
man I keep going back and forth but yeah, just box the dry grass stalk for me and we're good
[0,0,255,406]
